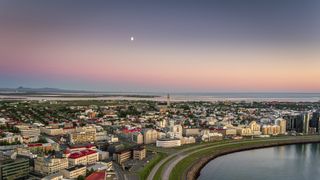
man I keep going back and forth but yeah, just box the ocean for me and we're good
[1,92,320,102]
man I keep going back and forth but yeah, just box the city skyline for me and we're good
[1,1,320,92]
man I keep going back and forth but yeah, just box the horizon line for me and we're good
[1,86,320,94]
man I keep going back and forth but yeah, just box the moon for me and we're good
[130,36,134,41]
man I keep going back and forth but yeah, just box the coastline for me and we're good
[1,92,320,102]
[185,137,320,180]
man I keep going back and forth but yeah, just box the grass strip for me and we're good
[139,152,166,180]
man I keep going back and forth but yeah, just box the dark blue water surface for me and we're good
[198,143,320,180]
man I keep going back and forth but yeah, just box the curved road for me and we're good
[146,141,222,180]
[147,136,316,180]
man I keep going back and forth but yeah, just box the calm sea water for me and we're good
[198,143,320,180]
[1,92,320,102]
[169,93,320,102]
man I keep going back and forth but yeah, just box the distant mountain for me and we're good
[0,87,161,98]
[0,87,92,93]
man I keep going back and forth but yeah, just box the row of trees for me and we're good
[0,125,20,133]
[0,141,21,146]
[117,106,141,118]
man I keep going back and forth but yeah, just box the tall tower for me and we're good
[167,94,171,107]
[275,118,286,134]
[302,112,310,134]
[310,111,320,133]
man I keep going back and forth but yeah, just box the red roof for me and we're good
[64,149,70,154]
[86,172,105,180]
[122,127,141,133]
[28,143,42,147]
[63,127,75,130]
[68,150,97,159]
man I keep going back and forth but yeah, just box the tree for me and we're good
[86,169,94,177]
[37,137,48,143]
[77,175,85,180]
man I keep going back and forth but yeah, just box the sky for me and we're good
[0,0,320,93]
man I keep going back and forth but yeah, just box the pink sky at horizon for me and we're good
[1,1,319,92]
[1,35,320,92]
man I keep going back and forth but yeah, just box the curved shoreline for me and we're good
[185,137,320,180]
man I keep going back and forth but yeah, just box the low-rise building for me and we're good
[96,131,108,141]
[169,125,183,139]
[275,118,287,134]
[67,150,98,166]
[225,128,237,136]
[113,150,131,164]
[63,127,76,134]
[223,124,238,136]
[40,127,64,136]
[131,132,143,144]
[262,125,281,135]
[69,126,96,144]
[0,157,29,180]
[142,129,158,144]
[27,143,53,153]
[180,136,196,145]
[107,135,119,143]
[34,157,68,175]
[183,128,200,136]
[236,127,252,136]
[97,150,109,161]
[16,148,37,159]
[67,144,97,152]
[156,139,181,148]
[249,121,262,136]
[61,165,86,179]
[87,161,113,172]
[133,147,146,160]
[16,125,41,137]
[201,130,223,142]
[0,133,23,144]
[156,119,167,128]
[22,135,39,143]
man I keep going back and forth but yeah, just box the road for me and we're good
[146,141,227,180]
[148,136,316,180]
[161,140,259,180]
[113,162,126,180]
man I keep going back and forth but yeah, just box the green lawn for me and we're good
[169,136,320,180]
[151,140,239,180]
[154,156,175,180]
[139,152,167,180]
[169,141,258,180]
[146,136,318,180]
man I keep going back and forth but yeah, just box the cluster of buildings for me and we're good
[0,120,115,179]
[0,99,320,180]
[31,143,113,179]
[113,146,146,164]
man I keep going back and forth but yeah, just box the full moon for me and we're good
[130,36,134,41]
